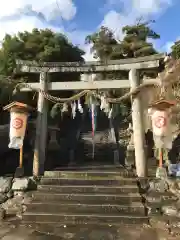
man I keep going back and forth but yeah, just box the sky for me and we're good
[0,0,179,60]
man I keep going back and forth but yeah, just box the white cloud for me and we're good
[101,0,174,40]
[0,16,62,40]
[162,36,180,53]
[163,41,174,53]
[0,0,76,21]
[101,10,133,40]
[132,0,172,15]
[42,0,76,21]
[0,0,77,46]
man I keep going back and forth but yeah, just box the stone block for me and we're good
[12,178,37,192]
[149,179,169,193]
[0,177,13,194]
[0,208,5,220]
[162,205,178,217]
[0,194,8,204]
[12,178,29,191]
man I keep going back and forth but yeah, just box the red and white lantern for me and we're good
[150,109,170,137]
[148,99,175,149]
[9,111,28,147]
[3,102,32,149]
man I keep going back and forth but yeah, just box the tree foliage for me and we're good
[0,29,85,118]
[85,20,160,61]
[85,20,160,118]
[120,20,160,58]
[171,41,180,59]
[85,26,120,61]
[0,28,85,76]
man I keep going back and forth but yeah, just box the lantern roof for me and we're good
[149,98,176,110]
[3,101,33,111]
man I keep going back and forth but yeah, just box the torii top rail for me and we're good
[15,53,165,177]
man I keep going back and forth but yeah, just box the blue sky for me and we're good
[0,0,179,60]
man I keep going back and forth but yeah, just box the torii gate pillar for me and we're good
[33,71,49,176]
[129,69,147,177]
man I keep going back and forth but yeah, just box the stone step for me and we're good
[37,184,139,194]
[26,202,145,215]
[31,192,141,204]
[23,212,149,225]
[55,164,129,171]
[44,170,135,179]
[40,177,137,186]
[23,222,149,239]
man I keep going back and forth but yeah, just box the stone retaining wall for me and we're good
[0,177,37,220]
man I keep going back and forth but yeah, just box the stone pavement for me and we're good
[0,222,61,239]
[0,221,180,240]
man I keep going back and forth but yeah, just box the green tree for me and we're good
[119,20,160,58]
[0,28,84,76]
[85,26,122,61]
[171,41,180,59]
[86,20,160,61]
[0,28,85,121]
[85,20,160,119]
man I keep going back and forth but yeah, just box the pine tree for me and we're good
[86,20,160,61]
[85,20,160,118]
[85,26,121,61]
[113,20,160,58]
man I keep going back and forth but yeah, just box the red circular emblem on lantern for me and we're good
[12,118,23,129]
[154,116,166,128]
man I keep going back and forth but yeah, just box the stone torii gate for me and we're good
[15,53,165,177]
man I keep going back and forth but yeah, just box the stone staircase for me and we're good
[22,166,149,238]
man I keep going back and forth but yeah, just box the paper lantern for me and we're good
[148,99,176,149]
[3,102,33,149]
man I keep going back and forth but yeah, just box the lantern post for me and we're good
[148,99,176,178]
[3,102,33,177]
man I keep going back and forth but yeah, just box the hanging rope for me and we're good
[13,82,90,103]
[13,81,161,104]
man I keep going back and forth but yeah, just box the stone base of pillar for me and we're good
[48,129,60,150]
[113,150,119,165]
[68,150,75,166]
[126,144,148,167]
[126,145,135,167]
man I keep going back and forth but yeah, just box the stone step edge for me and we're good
[42,175,136,181]
[54,165,128,170]
[24,222,150,228]
[32,192,140,197]
[41,177,137,181]
[23,212,148,218]
[38,184,138,189]
[44,170,131,174]
[23,220,150,227]
[28,202,144,208]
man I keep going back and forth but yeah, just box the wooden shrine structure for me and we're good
[15,53,165,177]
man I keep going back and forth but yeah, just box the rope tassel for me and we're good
[78,99,83,113]
[71,101,77,119]
[90,96,97,160]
